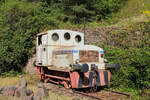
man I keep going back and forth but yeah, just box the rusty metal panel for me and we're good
[79,50,99,62]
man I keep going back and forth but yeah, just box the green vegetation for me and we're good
[105,47,150,95]
[0,0,60,73]
[0,0,128,73]
[103,17,150,100]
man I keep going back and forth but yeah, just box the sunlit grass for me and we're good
[0,74,89,100]
[0,77,20,87]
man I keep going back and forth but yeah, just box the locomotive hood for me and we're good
[53,45,105,70]
[54,45,104,53]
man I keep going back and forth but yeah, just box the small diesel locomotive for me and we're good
[34,30,120,89]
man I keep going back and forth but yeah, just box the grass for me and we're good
[0,73,149,100]
[48,91,88,100]
[0,74,149,100]
[0,77,20,87]
[0,74,89,100]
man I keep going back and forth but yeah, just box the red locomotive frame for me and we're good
[36,66,111,89]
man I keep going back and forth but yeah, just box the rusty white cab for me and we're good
[36,30,105,71]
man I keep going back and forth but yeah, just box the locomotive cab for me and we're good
[36,30,105,70]
[35,30,120,89]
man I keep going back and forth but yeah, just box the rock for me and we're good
[0,78,35,100]
[25,89,33,96]
[18,78,27,89]
[36,88,49,97]
[15,88,27,97]
[35,82,49,99]
[37,82,44,88]
[15,78,27,97]
[33,96,41,100]
[0,86,16,96]
[15,78,34,99]
[0,87,5,93]
[24,54,37,74]
[15,88,33,97]
[21,95,34,100]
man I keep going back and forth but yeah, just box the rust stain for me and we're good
[79,50,99,62]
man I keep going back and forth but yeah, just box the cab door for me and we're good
[37,34,47,66]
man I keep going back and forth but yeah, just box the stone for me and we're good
[15,88,27,97]
[37,82,44,88]
[15,88,34,97]
[36,88,49,97]
[0,78,35,100]
[35,83,49,99]
[21,95,34,100]
[0,86,16,96]
[15,77,34,99]
[25,89,33,96]
[24,54,37,74]
[18,78,27,89]
[33,96,41,100]
[0,87,5,93]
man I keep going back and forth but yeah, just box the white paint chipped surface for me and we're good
[36,30,105,70]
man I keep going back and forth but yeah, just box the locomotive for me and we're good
[34,30,120,89]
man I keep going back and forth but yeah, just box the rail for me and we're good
[45,83,131,100]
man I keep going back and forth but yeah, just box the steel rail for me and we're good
[104,89,131,99]
[45,83,131,100]
[72,89,131,100]
[73,90,101,100]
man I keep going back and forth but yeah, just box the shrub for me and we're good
[42,0,128,23]
[0,0,60,73]
[104,46,150,90]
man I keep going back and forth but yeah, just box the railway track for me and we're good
[73,89,131,100]
[45,83,131,100]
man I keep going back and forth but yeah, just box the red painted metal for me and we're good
[37,66,42,79]
[45,74,70,81]
[36,66,111,89]
[99,71,105,86]
[69,72,79,88]
[61,81,70,88]
[48,79,59,84]
[69,70,111,88]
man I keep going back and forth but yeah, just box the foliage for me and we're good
[1,70,25,77]
[0,0,129,73]
[0,0,60,73]
[102,20,150,93]
[41,0,128,23]
[104,46,150,90]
